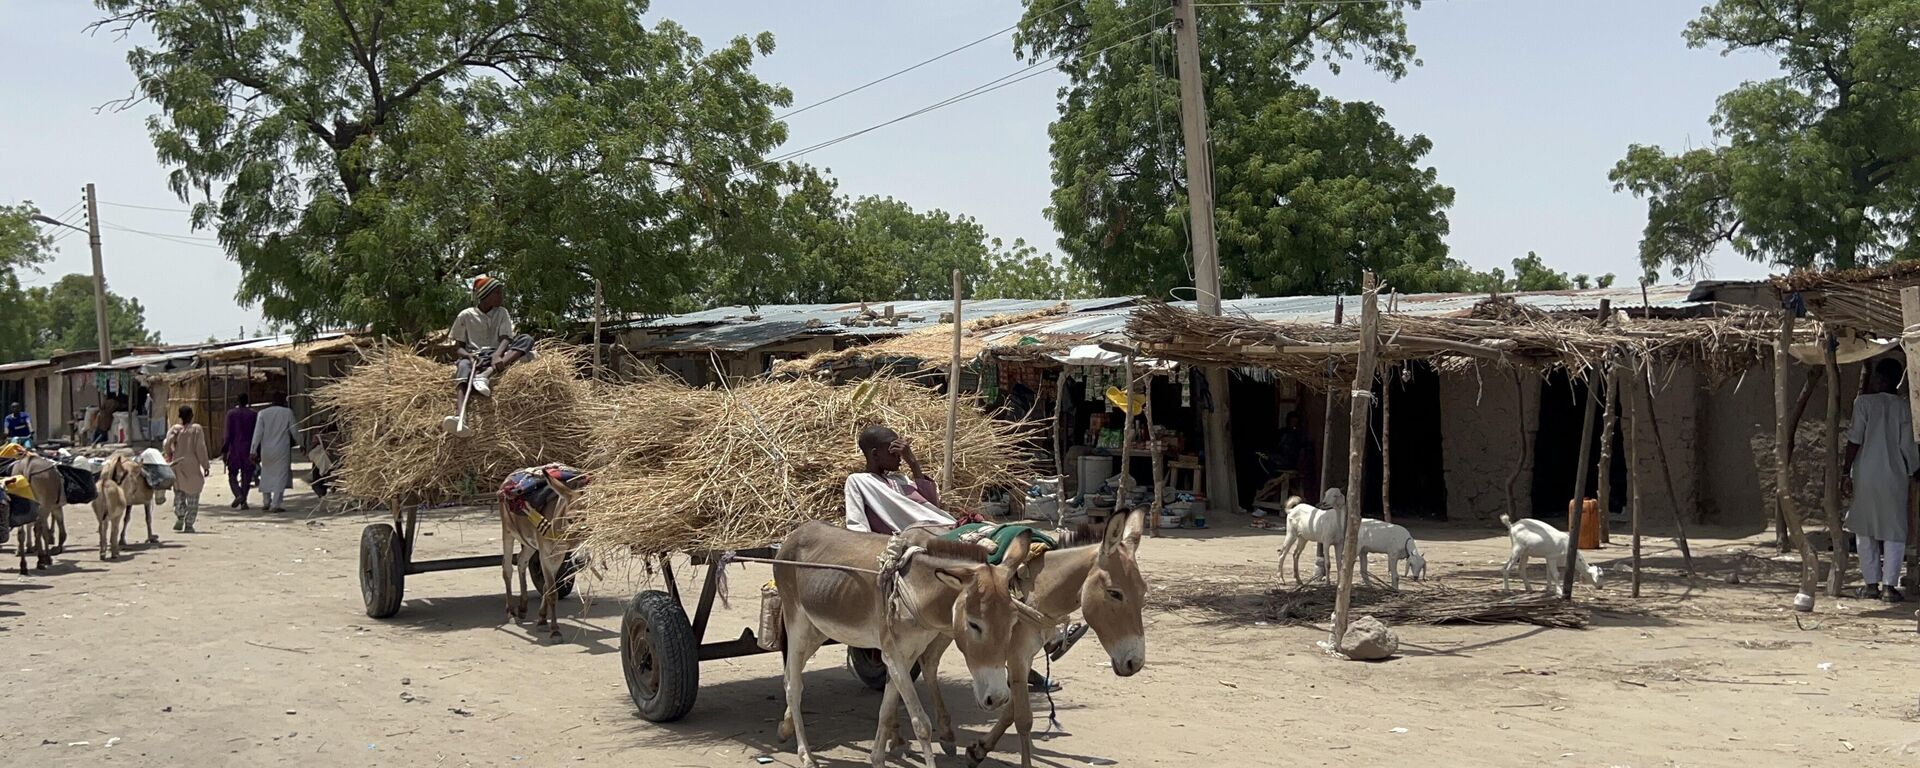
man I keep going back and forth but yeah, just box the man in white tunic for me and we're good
[249,392,300,513]
[1843,358,1915,602]
[843,425,954,534]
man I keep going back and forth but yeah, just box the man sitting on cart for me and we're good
[842,423,1084,691]
[450,274,536,397]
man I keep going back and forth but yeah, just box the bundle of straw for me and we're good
[574,375,1035,556]
[311,344,598,505]
[1268,584,1591,628]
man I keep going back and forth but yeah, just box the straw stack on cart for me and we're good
[311,343,598,506]
[573,375,1034,558]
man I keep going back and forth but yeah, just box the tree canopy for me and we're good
[1611,0,1920,277]
[0,203,158,360]
[1016,0,1462,299]
[99,0,794,337]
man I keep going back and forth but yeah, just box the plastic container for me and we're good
[757,582,783,651]
[1571,498,1602,550]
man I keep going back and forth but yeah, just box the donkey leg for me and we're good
[144,502,158,543]
[500,516,519,623]
[540,547,564,640]
[779,618,827,768]
[880,643,939,768]
[919,638,956,754]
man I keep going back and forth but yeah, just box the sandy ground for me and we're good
[4,463,1920,767]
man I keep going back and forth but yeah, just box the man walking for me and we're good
[1844,358,1915,602]
[164,406,211,532]
[222,397,258,510]
[249,393,299,513]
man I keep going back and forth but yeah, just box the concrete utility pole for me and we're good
[84,183,113,366]
[1170,0,1238,513]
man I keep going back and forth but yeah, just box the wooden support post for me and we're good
[1561,300,1610,599]
[1902,287,1920,442]
[1773,305,1821,609]
[1054,366,1071,527]
[1822,330,1845,596]
[1316,297,1344,572]
[1595,367,1619,546]
[1147,372,1164,536]
[1624,361,1643,597]
[943,270,962,492]
[1638,369,1697,580]
[1381,363,1394,525]
[592,276,604,379]
[1505,370,1529,522]
[1776,369,1823,551]
[1330,273,1379,648]
[1117,356,1138,515]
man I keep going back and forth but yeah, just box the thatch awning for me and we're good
[1128,298,1778,387]
[197,333,365,365]
[1769,262,1920,337]
[775,304,1075,377]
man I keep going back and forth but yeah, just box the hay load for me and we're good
[575,375,1035,557]
[311,344,597,505]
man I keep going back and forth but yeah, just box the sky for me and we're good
[0,0,1781,345]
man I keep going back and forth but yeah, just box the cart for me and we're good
[359,504,577,619]
[620,548,905,723]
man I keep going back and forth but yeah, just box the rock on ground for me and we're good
[1338,615,1400,661]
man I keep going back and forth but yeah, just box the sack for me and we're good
[141,462,176,491]
[57,464,96,505]
[137,448,167,466]
[7,495,36,528]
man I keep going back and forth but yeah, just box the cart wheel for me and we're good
[528,553,579,600]
[359,523,405,619]
[848,647,922,692]
[623,589,698,722]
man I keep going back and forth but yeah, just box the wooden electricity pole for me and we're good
[83,183,112,366]
[1170,0,1237,515]
[943,269,963,491]
[1330,273,1380,647]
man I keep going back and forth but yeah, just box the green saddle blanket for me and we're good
[938,523,1058,565]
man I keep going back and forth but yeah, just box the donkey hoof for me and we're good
[966,742,991,766]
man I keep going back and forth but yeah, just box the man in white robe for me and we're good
[1844,358,1916,602]
[843,425,953,534]
[250,392,300,513]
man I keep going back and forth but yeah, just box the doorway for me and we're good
[1530,371,1628,525]
[1362,362,1449,520]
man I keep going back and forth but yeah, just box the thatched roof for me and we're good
[1769,262,1920,337]
[1128,297,1779,387]
[774,304,1075,377]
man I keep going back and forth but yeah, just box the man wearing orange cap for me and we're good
[450,274,535,396]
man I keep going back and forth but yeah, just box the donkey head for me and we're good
[933,529,1037,712]
[1079,508,1148,677]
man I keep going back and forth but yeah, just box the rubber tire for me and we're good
[359,523,405,619]
[528,552,578,600]
[848,647,923,692]
[623,589,699,722]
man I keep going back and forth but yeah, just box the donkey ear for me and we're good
[1101,511,1131,556]
[1121,508,1145,550]
[933,565,977,590]
[999,530,1036,571]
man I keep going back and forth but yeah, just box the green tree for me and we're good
[27,274,159,358]
[1610,0,1920,277]
[98,0,794,337]
[974,238,1098,300]
[0,203,55,361]
[1503,251,1614,292]
[1016,0,1455,299]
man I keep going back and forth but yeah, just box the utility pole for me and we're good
[1170,0,1238,514]
[83,183,113,366]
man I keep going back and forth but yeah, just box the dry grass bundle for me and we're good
[1268,583,1592,628]
[1771,262,1920,337]
[311,344,597,505]
[1129,300,1777,388]
[776,305,1072,377]
[575,375,1036,556]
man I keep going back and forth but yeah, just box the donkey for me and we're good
[11,455,67,574]
[95,450,160,557]
[499,470,587,639]
[883,509,1151,766]
[774,522,1042,768]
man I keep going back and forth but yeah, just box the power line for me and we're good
[747,12,1172,176]
[770,0,1081,125]
[100,223,223,249]
[100,200,195,214]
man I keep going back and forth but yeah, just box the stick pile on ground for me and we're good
[311,345,598,505]
[1267,584,1592,628]
[573,375,1034,557]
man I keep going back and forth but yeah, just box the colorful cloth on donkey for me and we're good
[939,522,1057,565]
[499,463,590,515]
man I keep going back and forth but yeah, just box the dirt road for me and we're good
[4,468,1918,766]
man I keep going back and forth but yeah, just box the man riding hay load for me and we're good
[450,274,536,398]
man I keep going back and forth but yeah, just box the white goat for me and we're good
[1277,488,1348,584]
[1499,513,1603,596]
[1357,519,1426,591]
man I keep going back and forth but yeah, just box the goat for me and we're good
[1276,487,1348,584]
[1357,519,1426,590]
[1499,513,1603,595]
[499,470,587,640]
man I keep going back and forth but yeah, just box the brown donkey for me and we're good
[499,470,587,640]
[774,522,1044,768]
[883,509,1151,767]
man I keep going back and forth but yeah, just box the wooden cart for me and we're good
[619,548,901,723]
[358,504,577,619]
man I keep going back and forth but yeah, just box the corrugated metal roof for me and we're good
[0,358,54,375]
[628,285,1710,354]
